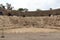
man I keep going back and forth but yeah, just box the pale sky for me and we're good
[0,0,60,11]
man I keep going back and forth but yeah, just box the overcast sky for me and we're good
[0,0,60,11]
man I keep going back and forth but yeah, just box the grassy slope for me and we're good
[0,15,60,30]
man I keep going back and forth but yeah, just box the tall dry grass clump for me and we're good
[0,15,60,30]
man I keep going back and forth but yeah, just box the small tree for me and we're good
[18,8,24,12]
[0,4,5,9]
[36,9,41,11]
[18,8,28,12]
[24,8,28,12]
[6,3,13,10]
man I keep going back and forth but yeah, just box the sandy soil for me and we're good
[0,32,60,40]
[1,28,60,33]
[0,28,60,40]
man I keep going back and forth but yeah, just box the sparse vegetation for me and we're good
[0,16,60,30]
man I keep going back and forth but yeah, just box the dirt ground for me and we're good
[0,28,60,40]
[0,32,60,40]
[3,28,60,33]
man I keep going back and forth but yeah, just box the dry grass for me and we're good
[3,28,60,33]
[0,16,60,33]
[0,15,60,29]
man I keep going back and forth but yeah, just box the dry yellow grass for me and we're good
[0,15,60,29]
[0,16,60,33]
[3,28,60,33]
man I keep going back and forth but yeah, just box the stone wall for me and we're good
[0,8,60,16]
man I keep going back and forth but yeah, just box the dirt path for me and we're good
[3,28,60,33]
[0,32,60,40]
[0,28,60,40]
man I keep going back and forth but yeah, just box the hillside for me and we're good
[0,15,60,30]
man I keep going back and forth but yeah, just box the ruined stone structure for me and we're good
[0,8,60,17]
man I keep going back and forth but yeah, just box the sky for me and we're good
[0,0,60,11]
